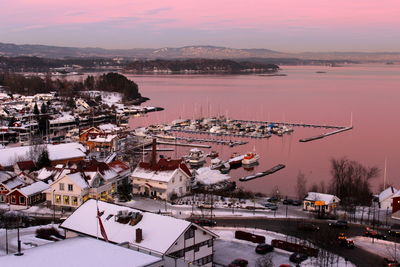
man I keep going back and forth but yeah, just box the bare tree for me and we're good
[329,157,380,206]
[296,171,307,200]
[255,254,273,267]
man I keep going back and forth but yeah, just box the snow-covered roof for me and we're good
[304,192,340,204]
[90,134,117,143]
[98,123,118,131]
[18,181,49,196]
[132,167,177,182]
[1,176,25,190]
[61,199,215,254]
[0,236,162,267]
[67,172,89,189]
[195,167,230,185]
[0,143,86,167]
[379,186,398,202]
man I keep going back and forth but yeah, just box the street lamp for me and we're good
[52,189,56,222]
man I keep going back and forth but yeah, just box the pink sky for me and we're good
[1,0,399,51]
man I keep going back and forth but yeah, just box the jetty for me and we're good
[299,126,353,143]
[231,119,344,130]
[239,164,286,182]
[157,140,211,148]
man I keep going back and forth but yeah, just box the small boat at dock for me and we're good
[188,148,206,167]
[241,152,260,165]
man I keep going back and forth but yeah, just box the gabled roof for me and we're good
[66,172,89,189]
[304,192,340,204]
[108,160,130,174]
[15,160,36,171]
[379,186,398,202]
[60,199,217,254]
[16,181,49,197]
[138,158,191,177]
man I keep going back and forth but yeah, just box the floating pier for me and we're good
[239,164,286,182]
[157,140,211,148]
[299,126,353,143]
[231,119,345,130]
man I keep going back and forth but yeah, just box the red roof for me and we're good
[108,160,129,173]
[16,161,36,171]
[139,158,191,177]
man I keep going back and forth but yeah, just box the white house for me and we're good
[60,199,217,267]
[132,158,192,200]
[0,236,164,267]
[303,192,340,213]
[378,186,398,210]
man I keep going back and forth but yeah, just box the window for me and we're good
[179,187,183,194]
[72,196,78,206]
[63,195,70,205]
[180,176,182,182]
[59,183,65,191]
[68,184,73,191]
[11,195,16,204]
[55,194,61,204]
[172,178,175,183]
[184,228,195,239]
[0,195,4,202]
[20,196,25,204]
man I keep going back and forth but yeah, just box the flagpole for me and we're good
[96,198,99,240]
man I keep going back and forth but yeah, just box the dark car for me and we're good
[255,243,274,254]
[292,200,302,206]
[388,224,400,237]
[263,203,278,210]
[192,218,217,227]
[289,252,308,263]
[383,258,400,267]
[267,196,279,203]
[298,223,320,232]
[283,199,294,205]
[329,220,349,229]
[364,227,387,240]
[228,258,248,267]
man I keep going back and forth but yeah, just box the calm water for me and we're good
[126,64,400,197]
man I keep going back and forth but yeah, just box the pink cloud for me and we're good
[2,0,399,30]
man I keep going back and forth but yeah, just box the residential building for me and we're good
[303,192,340,213]
[378,186,398,210]
[7,181,49,210]
[0,171,26,203]
[0,236,164,267]
[392,191,400,220]
[132,158,192,200]
[61,200,217,267]
[13,160,36,174]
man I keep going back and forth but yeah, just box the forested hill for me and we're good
[0,72,142,102]
[125,59,279,74]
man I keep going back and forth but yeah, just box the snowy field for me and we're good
[352,236,400,261]
[212,227,355,267]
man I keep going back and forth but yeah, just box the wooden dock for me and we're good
[231,119,345,130]
[239,164,286,182]
[299,126,353,142]
[157,140,212,148]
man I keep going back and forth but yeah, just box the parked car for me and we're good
[388,224,400,237]
[228,258,248,267]
[329,220,349,229]
[383,258,400,267]
[289,252,308,263]
[283,199,294,205]
[292,200,302,206]
[298,223,320,232]
[364,227,387,240]
[267,196,279,203]
[263,203,278,210]
[192,218,217,226]
[255,243,274,254]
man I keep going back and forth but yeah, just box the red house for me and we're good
[0,171,26,203]
[392,191,400,219]
[7,181,49,209]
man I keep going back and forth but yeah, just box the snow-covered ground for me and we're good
[195,167,230,185]
[353,236,400,261]
[0,224,62,256]
[212,227,355,267]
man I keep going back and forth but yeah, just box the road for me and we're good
[214,217,388,267]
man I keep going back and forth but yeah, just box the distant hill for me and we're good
[0,42,400,62]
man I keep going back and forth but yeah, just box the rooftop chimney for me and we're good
[151,138,157,166]
[136,228,143,243]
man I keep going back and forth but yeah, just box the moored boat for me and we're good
[241,152,260,165]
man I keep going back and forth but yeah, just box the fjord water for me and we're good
[127,64,400,197]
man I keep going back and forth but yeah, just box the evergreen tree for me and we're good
[33,103,39,115]
[36,149,51,169]
[40,103,47,114]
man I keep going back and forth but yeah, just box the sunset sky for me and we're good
[1,0,399,52]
